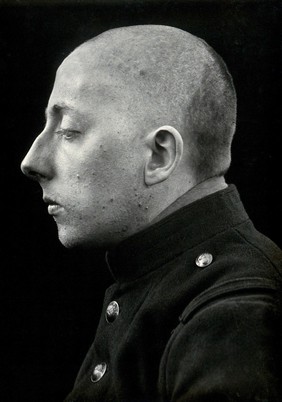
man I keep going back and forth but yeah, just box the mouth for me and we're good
[43,196,64,216]
[47,204,64,215]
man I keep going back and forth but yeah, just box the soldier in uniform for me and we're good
[21,25,282,401]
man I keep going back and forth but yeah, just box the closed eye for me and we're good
[55,129,81,141]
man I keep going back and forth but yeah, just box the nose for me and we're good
[21,132,54,182]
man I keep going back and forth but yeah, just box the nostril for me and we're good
[26,169,45,182]
[28,170,43,181]
[21,161,43,181]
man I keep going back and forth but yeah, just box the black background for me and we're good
[1,1,281,400]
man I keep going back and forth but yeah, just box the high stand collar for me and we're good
[105,185,249,284]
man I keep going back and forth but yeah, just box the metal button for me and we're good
[91,362,107,383]
[106,301,120,323]
[195,252,213,268]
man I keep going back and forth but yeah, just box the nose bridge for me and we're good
[21,130,54,181]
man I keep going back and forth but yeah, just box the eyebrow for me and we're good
[45,103,74,119]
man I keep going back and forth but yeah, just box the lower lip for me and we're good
[48,204,63,215]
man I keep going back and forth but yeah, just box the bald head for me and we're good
[21,25,237,247]
[67,25,236,180]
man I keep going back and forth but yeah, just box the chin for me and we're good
[57,225,117,250]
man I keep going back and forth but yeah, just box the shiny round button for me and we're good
[105,301,120,323]
[195,252,213,268]
[90,362,107,383]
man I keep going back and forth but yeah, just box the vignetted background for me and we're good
[1,1,281,400]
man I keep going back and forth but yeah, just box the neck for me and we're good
[151,176,227,224]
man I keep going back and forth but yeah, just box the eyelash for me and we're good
[55,129,80,141]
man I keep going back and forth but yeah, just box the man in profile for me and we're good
[21,25,281,401]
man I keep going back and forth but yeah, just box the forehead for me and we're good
[51,54,124,104]
[52,40,161,99]
[47,43,169,130]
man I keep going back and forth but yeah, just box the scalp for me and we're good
[71,26,214,123]
[68,25,237,180]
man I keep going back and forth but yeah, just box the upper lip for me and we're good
[43,196,60,205]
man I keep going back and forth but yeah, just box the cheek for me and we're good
[74,145,122,185]
[58,136,144,203]
[63,161,114,209]
[59,146,103,183]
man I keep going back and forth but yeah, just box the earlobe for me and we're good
[145,125,183,186]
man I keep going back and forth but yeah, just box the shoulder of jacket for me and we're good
[178,276,281,325]
[158,276,282,402]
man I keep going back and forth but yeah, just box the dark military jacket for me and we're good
[65,185,282,401]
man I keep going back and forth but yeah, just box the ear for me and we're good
[144,125,183,186]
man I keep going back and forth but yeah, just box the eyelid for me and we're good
[55,128,81,140]
[57,128,81,133]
